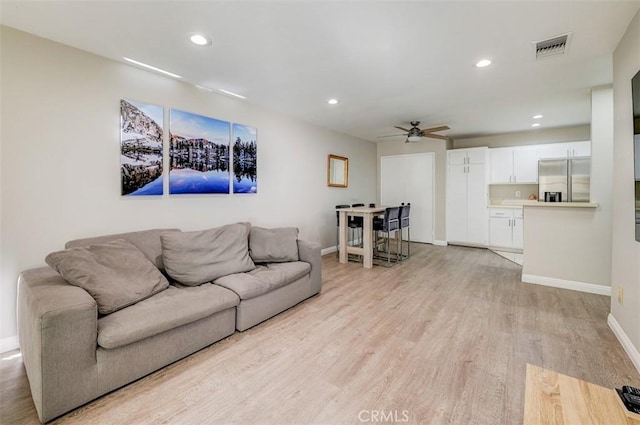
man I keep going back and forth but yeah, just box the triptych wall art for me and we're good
[120,99,257,196]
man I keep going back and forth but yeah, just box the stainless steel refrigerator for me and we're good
[538,157,590,202]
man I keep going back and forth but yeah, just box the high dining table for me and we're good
[338,205,387,268]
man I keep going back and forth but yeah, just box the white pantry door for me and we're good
[380,153,434,244]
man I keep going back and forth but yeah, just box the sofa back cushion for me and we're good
[161,223,255,286]
[66,228,180,272]
[249,227,299,263]
[46,239,170,315]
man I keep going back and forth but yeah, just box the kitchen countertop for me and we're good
[490,199,598,208]
[523,202,599,208]
[488,204,524,209]
[489,199,538,208]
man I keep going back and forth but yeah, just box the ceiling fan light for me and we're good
[407,135,422,142]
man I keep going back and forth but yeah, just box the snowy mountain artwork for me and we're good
[169,109,230,194]
[232,123,257,194]
[120,99,164,196]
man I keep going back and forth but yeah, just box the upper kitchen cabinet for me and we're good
[538,141,591,159]
[448,147,486,166]
[490,146,538,184]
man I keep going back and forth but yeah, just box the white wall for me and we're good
[611,10,640,361]
[521,87,614,290]
[0,27,377,343]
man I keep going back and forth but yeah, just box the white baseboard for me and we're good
[0,336,19,354]
[321,246,337,256]
[521,274,611,296]
[608,313,640,375]
[433,240,448,247]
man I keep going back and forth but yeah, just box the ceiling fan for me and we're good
[378,121,451,142]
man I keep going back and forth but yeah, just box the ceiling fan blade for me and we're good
[376,133,407,138]
[423,133,450,141]
[393,126,411,132]
[421,125,450,133]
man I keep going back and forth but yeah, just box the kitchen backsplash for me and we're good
[489,183,539,203]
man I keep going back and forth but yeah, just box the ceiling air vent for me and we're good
[535,33,572,60]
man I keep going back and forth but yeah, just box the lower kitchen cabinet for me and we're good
[488,208,523,250]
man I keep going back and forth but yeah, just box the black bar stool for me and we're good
[399,203,411,260]
[372,206,401,267]
[350,203,365,246]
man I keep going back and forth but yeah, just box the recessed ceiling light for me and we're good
[189,33,211,46]
[218,88,246,99]
[476,59,492,68]
[532,114,543,119]
[328,99,339,105]
[123,57,182,79]
[532,123,541,127]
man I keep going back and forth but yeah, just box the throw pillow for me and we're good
[160,223,255,286]
[45,239,170,315]
[249,226,299,263]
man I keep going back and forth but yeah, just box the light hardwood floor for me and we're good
[1,244,638,424]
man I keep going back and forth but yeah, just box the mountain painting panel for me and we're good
[120,99,164,196]
[169,109,230,194]
[232,123,257,194]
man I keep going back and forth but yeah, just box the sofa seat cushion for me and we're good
[98,283,239,349]
[214,261,310,300]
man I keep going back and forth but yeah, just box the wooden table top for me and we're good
[524,364,640,425]
[336,206,389,213]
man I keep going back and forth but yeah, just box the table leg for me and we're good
[363,213,373,268]
[339,210,348,264]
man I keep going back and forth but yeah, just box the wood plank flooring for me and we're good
[1,244,638,424]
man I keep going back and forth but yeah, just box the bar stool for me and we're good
[372,206,401,267]
[399,203,411,261]
[350,203,365,245]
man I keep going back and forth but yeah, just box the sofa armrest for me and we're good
[297,240,322,295]
[18,267,99,422]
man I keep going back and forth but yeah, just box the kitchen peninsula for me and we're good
[521,201,608,296]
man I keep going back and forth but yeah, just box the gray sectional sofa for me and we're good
[17,224,322,423]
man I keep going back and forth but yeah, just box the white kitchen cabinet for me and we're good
[447,148,488,245]
[512,218,524,249]
[488,207,523,250]
[448,147,486,166]
[490,146,538,184]
[537,141,591,159]
[489,217,512,247]
[489,148,513,183]
[569,141,591,157]
[513,146,539,183]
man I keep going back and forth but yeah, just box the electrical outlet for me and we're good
[618,287,624,305]
[515,191,521,198]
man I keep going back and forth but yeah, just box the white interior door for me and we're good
[380,153,434,244]
[380,156,405,206]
